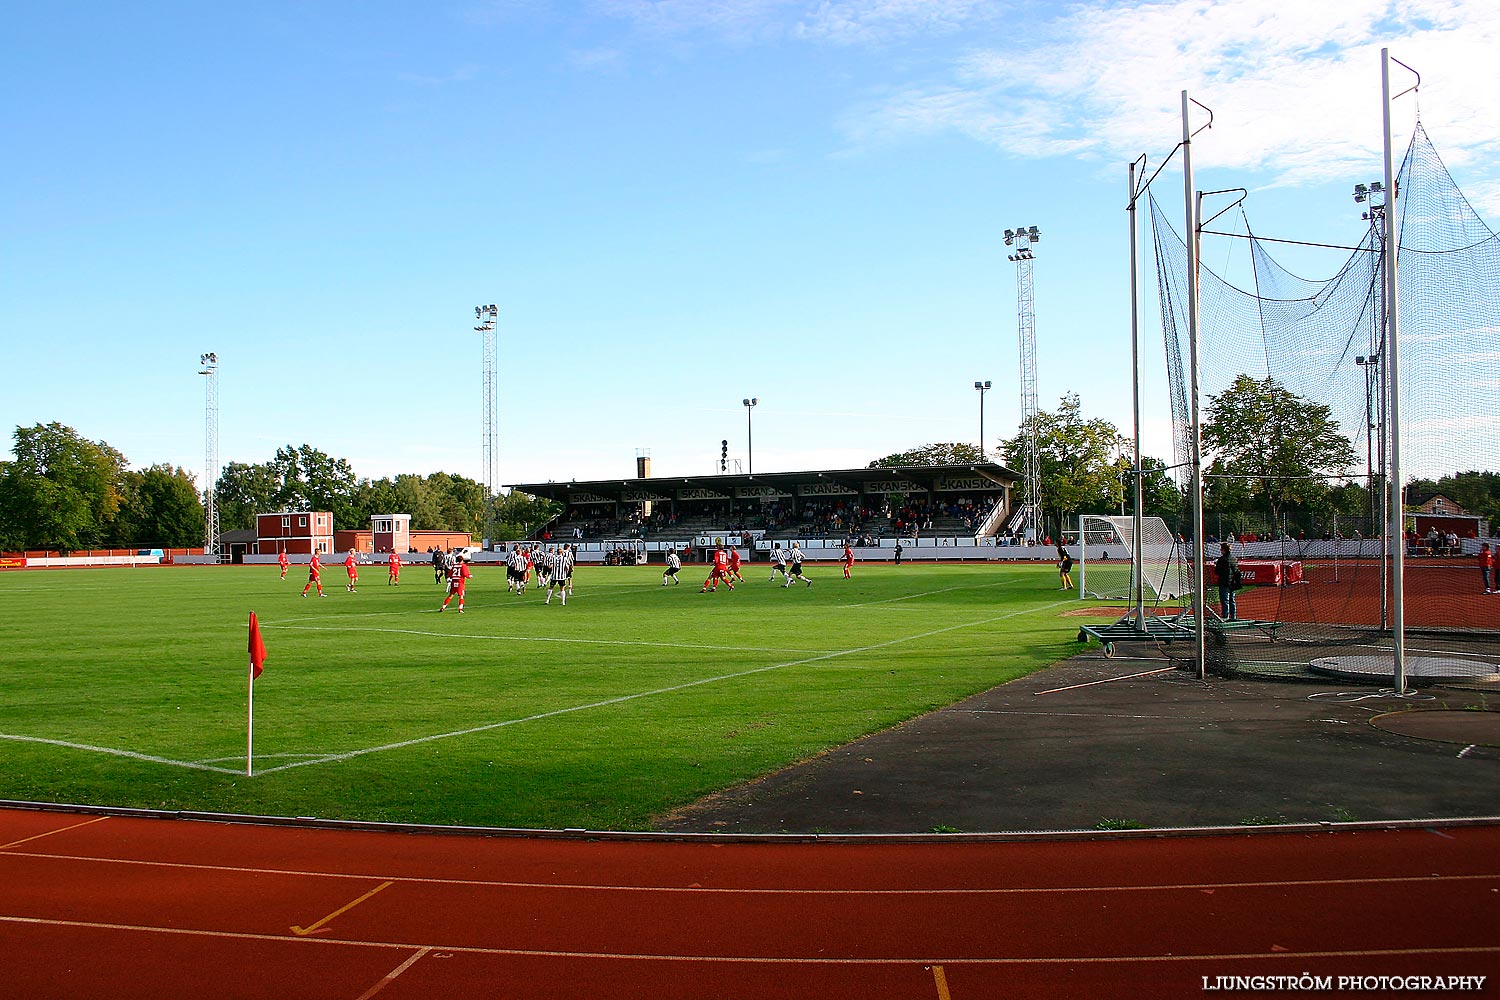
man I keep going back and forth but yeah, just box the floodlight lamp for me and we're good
[1370,182,1383,193]
[1003,229,1014,243]
[475,306,482,318]
[1028,226,1040,239]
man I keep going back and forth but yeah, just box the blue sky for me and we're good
[4,0,1497,490]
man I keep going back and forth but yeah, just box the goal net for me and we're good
[603,539,647,565]
[1077,515,1189,602]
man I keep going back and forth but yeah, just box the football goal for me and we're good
[1077,515,1190,602]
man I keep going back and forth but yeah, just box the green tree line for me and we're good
[0,424,557,553]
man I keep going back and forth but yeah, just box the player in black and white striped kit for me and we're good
[545,546,570,606]
[785,541,812,588]
[663,548,682,585]
[506,545,528,595]
[770,544,789,583]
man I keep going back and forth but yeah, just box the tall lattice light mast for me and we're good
[198,352,220,559]
[475,304,499,545]
[1005,225,1042,543]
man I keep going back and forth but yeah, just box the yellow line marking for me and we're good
[932,963,953,999]
[0,816,109,851]
[354,946,431,1000]
[1,914,1497,965]
[290,881,394,936]
[1,848,1496,896]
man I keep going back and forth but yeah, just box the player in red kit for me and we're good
[300,552,325,597]
[277,549,289,580]
[440,555,471,612]
[388,550,402,586]
[727,547,744,582]
[701,547,734,593]
[344,549,361,592]
[842,544,855,579]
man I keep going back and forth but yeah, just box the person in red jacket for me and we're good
[388,550,402,586]
[440,555,471,612]
[277,549,289,580]
[1481,542,1494,594]
[300,552,324,598]
[701,547,734,593]
[842,543,855,579]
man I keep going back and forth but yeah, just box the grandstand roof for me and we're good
[509,463,1017,505]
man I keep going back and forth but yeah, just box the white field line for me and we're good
[263,624,831,656]
[267,582,645,626]
[842,581,1011,608]
[250,598,1074,777]
[0,597,1070,778]
[0,734,243,775]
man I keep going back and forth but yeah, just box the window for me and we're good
[281,516,290,530]
[299,516,308,528]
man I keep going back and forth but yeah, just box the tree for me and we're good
[1001,394,1128,536]
[493,490,562,541]
[215,461,282,532]
[868,443,985,468]
[1201,375,1357,522]
[0,423,127,552]
[113,465,205,547]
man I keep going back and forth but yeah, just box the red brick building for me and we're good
[256,511,335,556]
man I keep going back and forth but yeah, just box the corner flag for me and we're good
[249,611,267,679]
[247,611,267,776]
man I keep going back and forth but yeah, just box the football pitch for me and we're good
[0,561,1090,831]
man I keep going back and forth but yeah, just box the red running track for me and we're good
[1,808,1496,999]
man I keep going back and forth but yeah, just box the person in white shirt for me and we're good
[663,549,682,586]
[785,542,811,588]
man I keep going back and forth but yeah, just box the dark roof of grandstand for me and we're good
[509,462,1017,505]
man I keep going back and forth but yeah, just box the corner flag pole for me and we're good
[248,612,267,776]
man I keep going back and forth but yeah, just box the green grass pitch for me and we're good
[0,560,1094,830]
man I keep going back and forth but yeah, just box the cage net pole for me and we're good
[1381,48,1409,694]
[1181,91,1208,680]
[1128,158,1146,630]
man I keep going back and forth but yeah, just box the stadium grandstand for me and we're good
[509,462,1023,563]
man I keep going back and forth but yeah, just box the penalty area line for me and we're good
[252,599,1074,777]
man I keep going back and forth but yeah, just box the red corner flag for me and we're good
[249,611,267,680]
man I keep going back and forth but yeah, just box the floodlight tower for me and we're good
[1005,225,1042,543]
[198,352,220,559]
[475,304,499,544]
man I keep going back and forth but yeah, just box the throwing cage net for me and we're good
[1149,123,1500,688]
[1078,515,1189,602]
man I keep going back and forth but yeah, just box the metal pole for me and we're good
[1381,49,1407,693]
[1182,91,1208,680]
[1128,159,1146,630]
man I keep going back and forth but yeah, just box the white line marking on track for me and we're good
[0,816,110,851]
[355,947,431,1000]
[2,848,1494,896]
[0,914,1495,966]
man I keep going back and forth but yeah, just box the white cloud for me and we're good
[793,0,1000,45]
[842,0,1500,193]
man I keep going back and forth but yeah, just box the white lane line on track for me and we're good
[250,599,1075,776]
[0,914,1495,965]
[1,849,1495,896]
